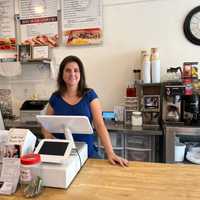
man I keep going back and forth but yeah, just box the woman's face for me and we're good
[63,62,80,87]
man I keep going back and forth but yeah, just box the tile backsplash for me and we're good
[0,64,56,117]
[0,89,12,118]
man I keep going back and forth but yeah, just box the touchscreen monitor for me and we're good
[34,139,72,164]
[36,115,93,134]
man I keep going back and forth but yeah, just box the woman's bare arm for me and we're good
[90,99,128,167]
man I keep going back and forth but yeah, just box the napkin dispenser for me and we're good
[20,100,48,122]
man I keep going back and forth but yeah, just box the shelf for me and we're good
[20,58,51,64]
[7,79,46,83]
[137,83,162,87]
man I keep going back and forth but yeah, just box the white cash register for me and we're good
[35,115,93,188]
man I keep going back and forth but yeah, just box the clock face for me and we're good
[183,6,200,45]
[190,12,200,39]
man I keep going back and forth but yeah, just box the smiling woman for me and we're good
[41,55,128,167]
[62,62,81,89]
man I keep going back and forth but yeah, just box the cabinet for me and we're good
[125,135,155,162]
[98,132,124,159]
[98,132,157,162]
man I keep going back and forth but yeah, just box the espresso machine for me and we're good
[162,82,185,124]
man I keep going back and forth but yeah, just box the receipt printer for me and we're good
[20,100,48,122]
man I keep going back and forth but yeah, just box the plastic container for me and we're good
[175,143,186,162]
[20,153,42,198]
[131,111,142,126]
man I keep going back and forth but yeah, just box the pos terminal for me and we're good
[35,115,93,188]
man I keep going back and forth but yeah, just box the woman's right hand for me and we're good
[107,152,129,167]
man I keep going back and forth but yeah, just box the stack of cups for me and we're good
[151,48,160,83]
[142,53,151,83]
[141,48,161,83]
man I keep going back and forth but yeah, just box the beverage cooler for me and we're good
[164,125,200,164]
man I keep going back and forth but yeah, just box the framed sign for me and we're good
[19,45,31,62]
[61,0,103,46]
[32,45,49,59]
[143,95,160,112]
[19,0,58,48]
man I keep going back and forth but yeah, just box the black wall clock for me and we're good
[183,6,200,45]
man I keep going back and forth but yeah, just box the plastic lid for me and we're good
[20,153,41,165]
[132,111,142,116]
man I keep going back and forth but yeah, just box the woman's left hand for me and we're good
[107,152,128,167]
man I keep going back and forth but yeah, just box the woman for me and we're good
[42,55,128,167]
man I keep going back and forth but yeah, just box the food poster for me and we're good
[0,0,16,50]
[19,0,58,47]
[61,0,103,46]
[0,52,17,62]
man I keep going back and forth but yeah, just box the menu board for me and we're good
[61,0,103,46]
[0,0,16,50]
[19,0,58,47]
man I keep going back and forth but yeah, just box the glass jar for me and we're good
[20,153,42,198]
[131,111,142,126]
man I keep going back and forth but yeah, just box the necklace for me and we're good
[65,94,78,98]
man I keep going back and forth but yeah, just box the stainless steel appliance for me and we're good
[164,125,200,163]
[183,94,200,125]
[20,100,48,122]
[141,83,162,128]
[162,82,185,124]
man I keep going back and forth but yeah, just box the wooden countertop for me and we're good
[1,159,200,200]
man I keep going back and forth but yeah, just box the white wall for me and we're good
[1,0,200,116]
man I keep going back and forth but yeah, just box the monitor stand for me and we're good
[64,127,75,149]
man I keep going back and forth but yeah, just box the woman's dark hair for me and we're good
[56,55,88,97]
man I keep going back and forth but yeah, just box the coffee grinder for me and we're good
[162,83,185,124]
